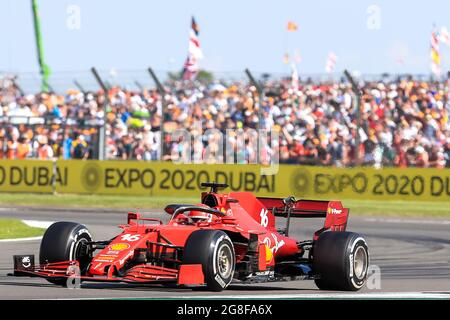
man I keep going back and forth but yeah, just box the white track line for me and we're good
[0,236,43,243]
[21,220,54,229]
[54,292,450,300]
[0,220,51,242]
[196,292,450,299]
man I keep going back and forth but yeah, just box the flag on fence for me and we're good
[188,17,203,60]
[287,21,298,32]
[325,52,338,74]
[182,56,198,81]
[283,53,290,64]
[294,49,302,64]
[431,29,441,77]
[439,26,450,45]
[182,17,203,80]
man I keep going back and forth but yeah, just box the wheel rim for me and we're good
[353,246,368,279]
[217,244,233,279]
[73,238,90,272]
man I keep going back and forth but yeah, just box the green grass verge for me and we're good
[0,193,448,218]
[342,199,450,218]
[0,218,46,240]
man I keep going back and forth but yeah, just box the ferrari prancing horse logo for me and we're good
[263,233,285,257]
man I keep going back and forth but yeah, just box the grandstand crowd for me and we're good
[1,75,450,168]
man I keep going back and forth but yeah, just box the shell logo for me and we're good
[109,243,130,251]
[327,207,342,215]
[265,244,273,263]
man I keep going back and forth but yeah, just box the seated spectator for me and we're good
[36,136,53,160]
[1,74,449,168]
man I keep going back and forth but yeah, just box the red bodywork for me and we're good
[15,189,350,286]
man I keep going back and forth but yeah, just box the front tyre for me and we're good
[39,221,93,286]
[313,231,369,291]
[183,230,235,292]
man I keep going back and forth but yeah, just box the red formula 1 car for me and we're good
[12,183,369,291]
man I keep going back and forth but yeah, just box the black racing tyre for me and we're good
[39,221,93,286]
[313,231,369,291]
[183,230,235,292]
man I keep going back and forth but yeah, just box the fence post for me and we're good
[90,67,109,160]
[344,70,362,165]
[47,83,55,94]
[14,82,25,96]
[245,68,264,164]
[134,80,144,91]
[148,67,166,161]
[52,158,57,195]
[73,79,86,94]
[31,0,51,93]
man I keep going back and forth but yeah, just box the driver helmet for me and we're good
[188,206,212,223]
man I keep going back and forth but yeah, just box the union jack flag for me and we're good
[182,17,203,80]
[431,29,441,77]
[325,52,338,74]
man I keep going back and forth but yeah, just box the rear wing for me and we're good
[257,197,349,238]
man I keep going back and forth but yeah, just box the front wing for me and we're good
[12,255,204,285]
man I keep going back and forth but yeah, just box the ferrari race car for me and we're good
[12,182,369,291]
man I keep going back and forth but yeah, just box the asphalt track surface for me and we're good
[0,206,449,299]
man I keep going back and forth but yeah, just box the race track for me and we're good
[0,206,449,299]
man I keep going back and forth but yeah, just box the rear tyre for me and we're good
[313,231,369,291]
[183,230,235,292]
[39,221,93,286]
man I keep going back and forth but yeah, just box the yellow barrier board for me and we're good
[1,160,449,201]
[0,160,54,193]
[55,161,450,201]
[280,166,450,201]
[56,160,276,197]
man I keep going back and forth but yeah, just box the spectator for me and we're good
[72,135,89,160]
[36,136,53,160]
[17,135,32,159]
[1,74,449,168]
